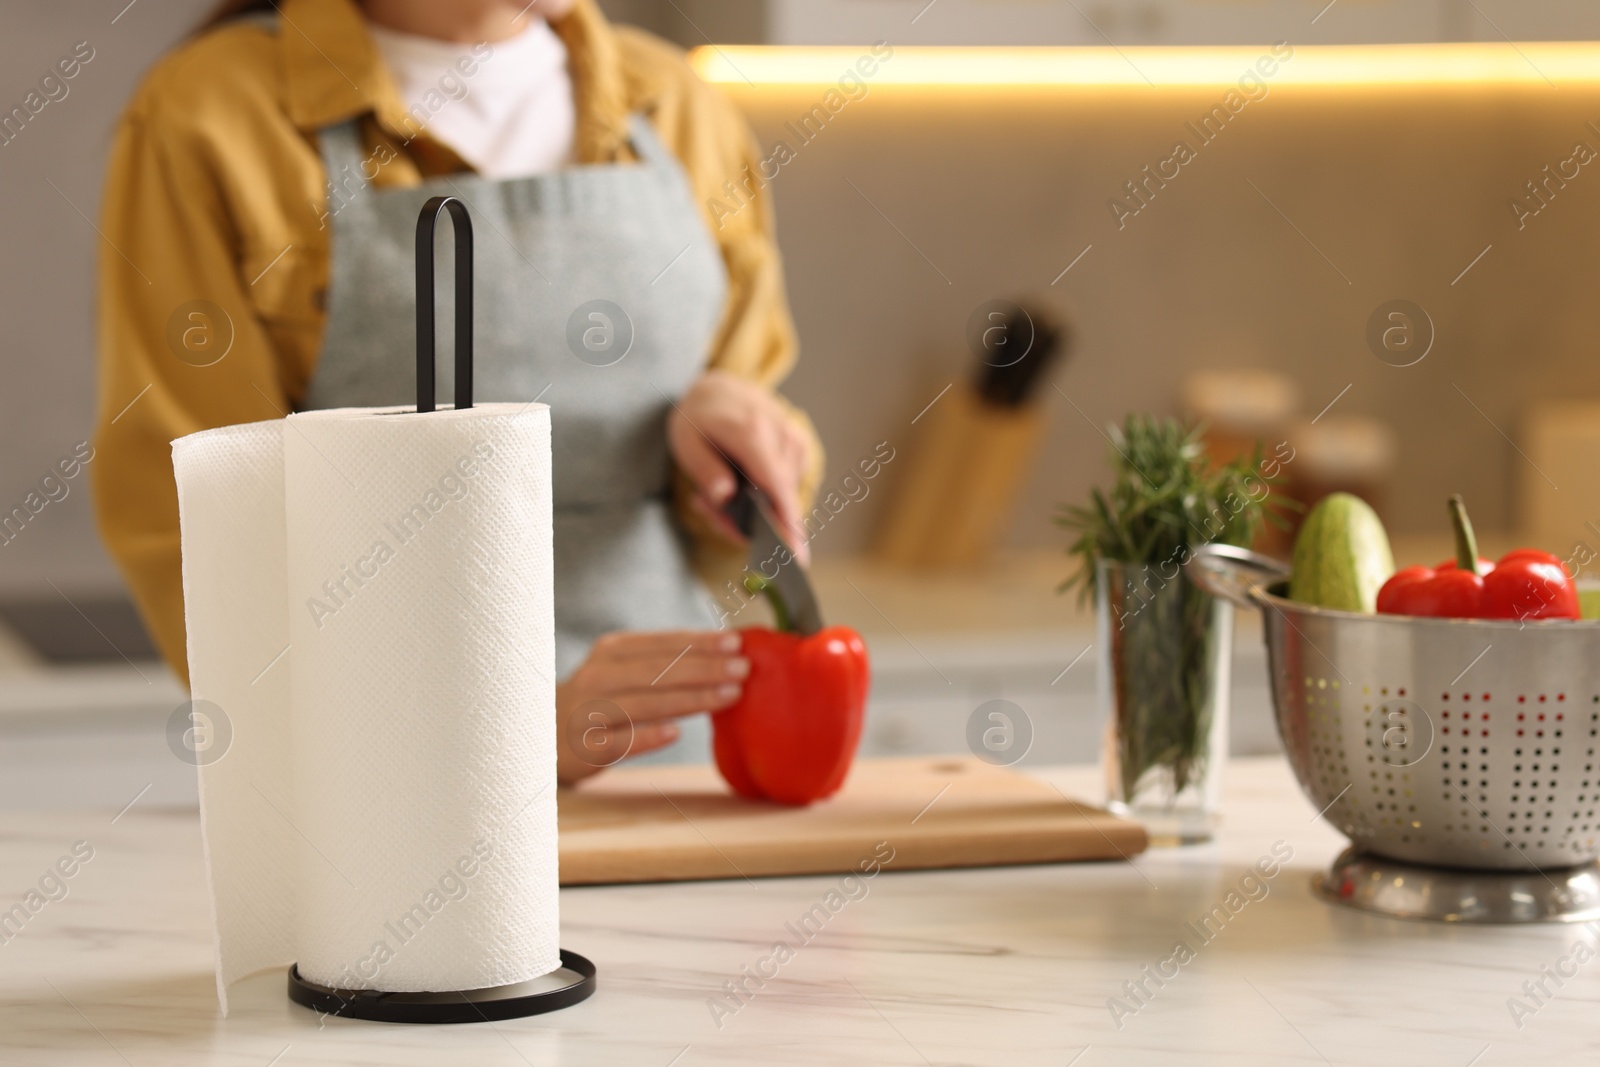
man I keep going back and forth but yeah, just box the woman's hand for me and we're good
[556,631,747,785]
[668,370,812,561]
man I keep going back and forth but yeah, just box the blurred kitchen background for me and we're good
[6,0,1600,805]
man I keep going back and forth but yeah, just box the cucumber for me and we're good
[1290,492,1395,613]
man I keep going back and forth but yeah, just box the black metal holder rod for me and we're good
[415,196,474,413]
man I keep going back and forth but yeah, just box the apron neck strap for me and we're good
[317,119,366,176]
[624,114,673,169]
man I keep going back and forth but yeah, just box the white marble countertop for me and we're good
[2,758,1596,1066]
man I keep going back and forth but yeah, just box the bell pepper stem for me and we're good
[744,573,794,632]
[1449,494,1481,576]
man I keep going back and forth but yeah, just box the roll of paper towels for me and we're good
[173,403,557,1013]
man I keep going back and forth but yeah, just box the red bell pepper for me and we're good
[1376,495,1579,620]
[712,579,870,805]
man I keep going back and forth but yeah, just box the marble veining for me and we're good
[1,760,1597,1065]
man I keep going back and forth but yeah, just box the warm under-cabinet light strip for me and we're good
[689,43,1600,88]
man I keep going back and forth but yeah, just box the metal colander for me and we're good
[1190,544,1600,872]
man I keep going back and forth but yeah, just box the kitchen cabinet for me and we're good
[0,623,1281,809]
[860,627,1282,764]
[619,0,1600,47]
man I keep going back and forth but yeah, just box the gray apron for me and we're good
[304,113,728,760]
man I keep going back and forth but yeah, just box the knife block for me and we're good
[874,382,1046,569]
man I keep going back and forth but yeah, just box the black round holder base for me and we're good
[287,949,596,1024]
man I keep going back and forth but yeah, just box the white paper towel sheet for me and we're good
[173,403,557,1013]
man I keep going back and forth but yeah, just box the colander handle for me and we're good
[1185,544,1291,609]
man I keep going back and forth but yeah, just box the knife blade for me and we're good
[724,475,824,636]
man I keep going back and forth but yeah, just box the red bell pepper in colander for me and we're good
[1376,495,1579,621]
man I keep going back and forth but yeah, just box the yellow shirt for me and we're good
[93,0,817,683]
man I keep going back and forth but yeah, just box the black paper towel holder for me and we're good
[285,196,595,1024]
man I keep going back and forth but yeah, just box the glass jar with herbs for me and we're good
[1060,416,1283,844]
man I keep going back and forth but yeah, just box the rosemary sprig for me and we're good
[1058,416,1283,599]
[1058,415,1287,801]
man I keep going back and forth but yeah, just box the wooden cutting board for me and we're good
[557,756,1148,885]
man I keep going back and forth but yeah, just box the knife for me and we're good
[724,473,824,636]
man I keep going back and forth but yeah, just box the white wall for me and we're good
[0,0,216,598]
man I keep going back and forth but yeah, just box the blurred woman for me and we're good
[93,0,820,781]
